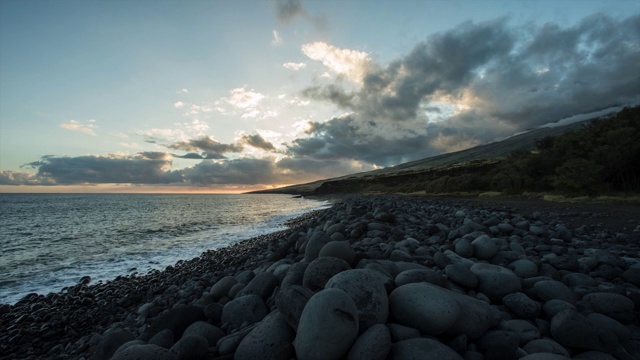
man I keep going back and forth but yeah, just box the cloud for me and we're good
[167,135,243,159]
[215,86,277,119]
[302,42,371,83]
[174,101,185,108]
[274,0,326,30]
[272,29,283,45]
[240,134,276,151]
[177,88,189,94]
[60,119,97,136]
[283,62,307,71]
[23,152,182,185]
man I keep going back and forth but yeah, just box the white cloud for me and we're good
[177,88,189,94]
[288,97,310,107]
[302,42,371,83]
[283,62,307,71]
[120,142,142,149]
[223,87,265,109]
[272,29,283,45]
[174,101,185,108]
[60,119,97,136]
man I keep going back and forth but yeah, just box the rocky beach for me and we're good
[1,195,639,360]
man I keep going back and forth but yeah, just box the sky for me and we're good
[1,0,639,193]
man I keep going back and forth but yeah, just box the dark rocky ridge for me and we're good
[1,195,639,360]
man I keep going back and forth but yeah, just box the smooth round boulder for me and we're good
[454,237,474,258]
[550,309,617,352]
[389,283,460,335]
[93,330,136,360]
[325,269,389,330]
[519,354,570,360]
[509,259,538,279]
[388,338,463,360]
[319,241,356,264]
[170,335,209,360]
[148,329,174,349]
[236,272,279,300]
[444,264,478,289]
[394,269,447,288]
[533,280,576,304]
[522,338,570,357]
[111,344,177,360]
[235,311,295,360]
[582,292,634,314]
[221,295,268,331]
[346,324,392,360]
[470,263,522,302]
[210,276,237,299]
[182,321,224,347]
[303,257,351,291]
[471,235,498,260]
[502,292,541,319]
[275,285,315,331]
[294,288,359,360]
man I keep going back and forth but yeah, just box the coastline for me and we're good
[1,194,639,359]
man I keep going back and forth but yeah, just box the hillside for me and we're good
[250,115,603,195]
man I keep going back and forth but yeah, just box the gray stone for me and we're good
[573,351,618,360]
[111,344,177,360]
[236,272,279,300]
[148,329,174,349]
[216,324,256,356]
[304,231,331,262]
[519,354,569,360]
[522,338,570,357]
[228,283,245,298]
[586,313,631,342]
[445,286,499,339]
[508,259,538,279]
[542,299,575,319]
[388,338,463,360]
[281,261,308,289]
[477,330,519,360]
[445,264,478,289]
[387,323,421,342]
[444,250,477,268]
[389,283,460,335]
[170,335,208,360]
[182,321,224,347]
[346,324,392,360]
[93,329,136,360]
[210,276,237,299]
[471,235,498,260]
[622,268,640,286]
[498,223,514,234]
[470,263,522,302]
[389,249,413,262]
[275,285,314,331]
[234,311,295,360]
[303,256,351,291]
[112,340,145,358]
[582,292,634,314]
[502,292,541,319]
[294,288,359,360]
[394,269,447,288]
[454,238,475,258]
[319,241,355,265]
[500,319,540,344]
[325,269,389,330]
[561,273,595,287]
[145,305,206,339]
[221,295,268,331]
[550,309,617,352]
[533,280,576,304]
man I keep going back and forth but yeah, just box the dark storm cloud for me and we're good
[24,153,182,185]
[294,13,640,167]
[304,14,639,128]
[240,134,276,151]
[275,0,303,23]
[168,136,243,160]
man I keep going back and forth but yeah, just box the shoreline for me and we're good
[1,194,639,359]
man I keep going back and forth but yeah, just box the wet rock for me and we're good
[294,288,359,360]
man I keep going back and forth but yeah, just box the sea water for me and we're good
[0,193,329,304]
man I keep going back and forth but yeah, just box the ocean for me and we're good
[0,193,330,305]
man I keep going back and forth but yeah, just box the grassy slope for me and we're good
[250,121,590,195]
